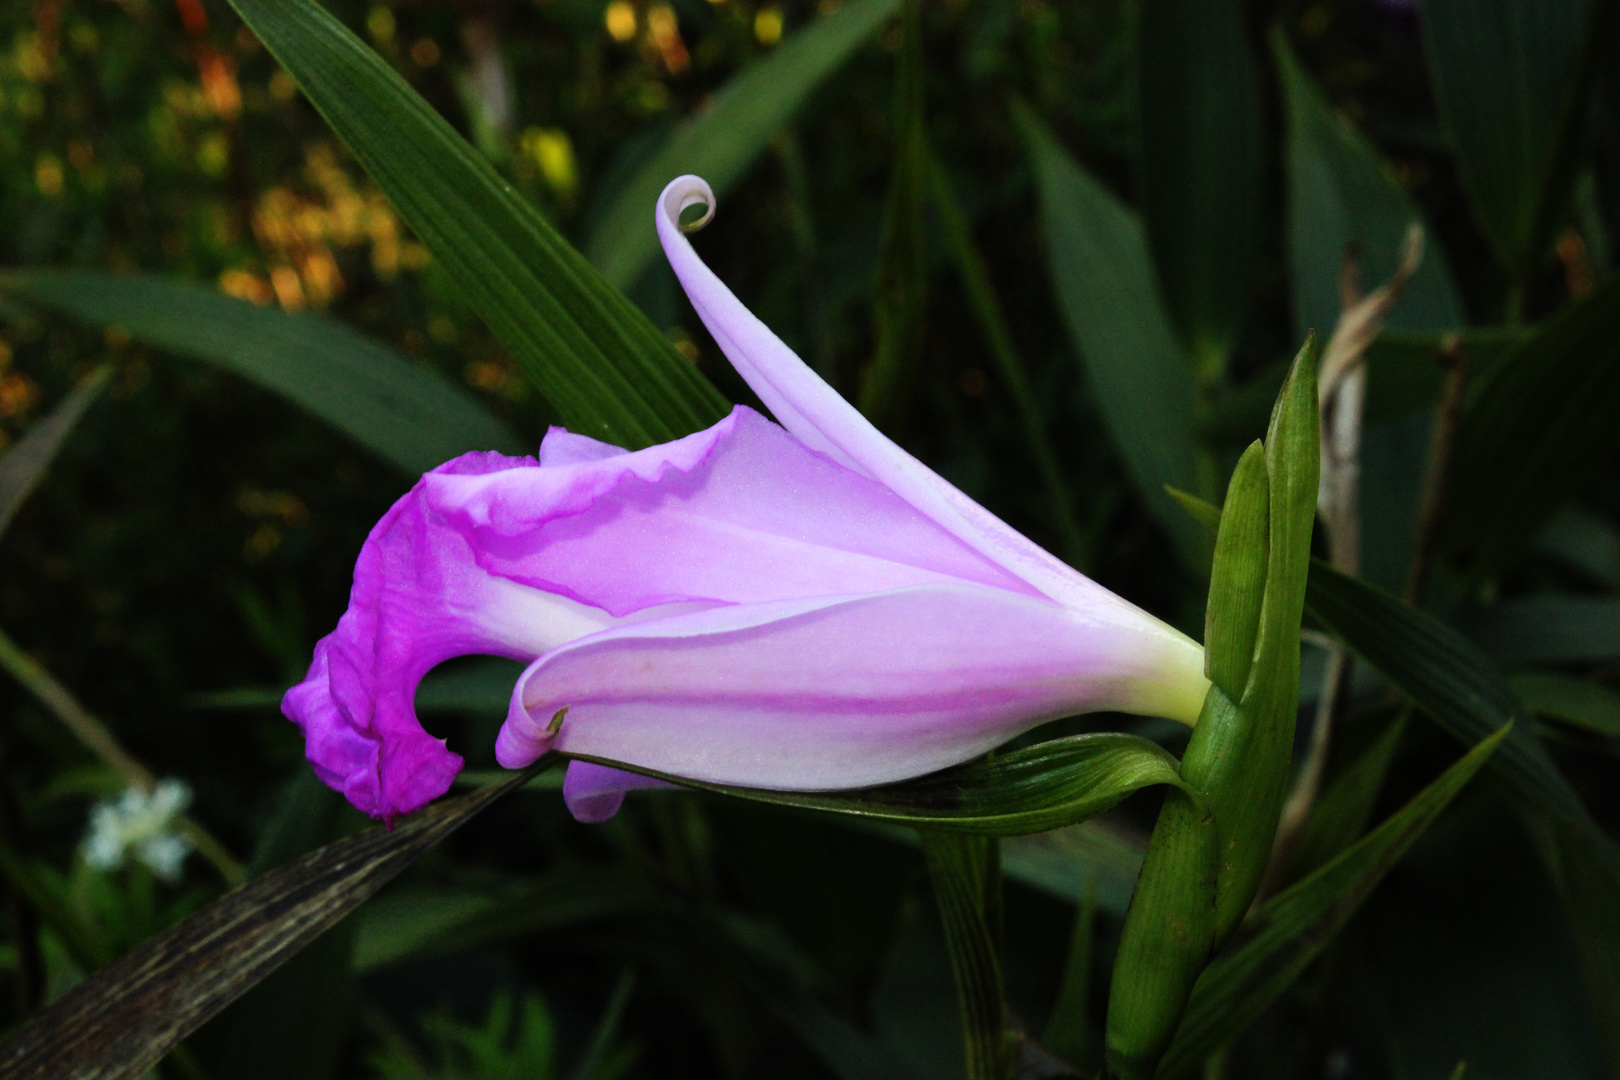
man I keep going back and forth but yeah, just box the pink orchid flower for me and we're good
[283,175,1209,824]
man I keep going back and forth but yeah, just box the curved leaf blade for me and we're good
[570,733,1190,836]
[0,364,109,539]
[1158,726,1509,1077]
[1416,0,1598,271]
[3,272,521,474]
[586,0,899,289]
[1137,0,1262,368]
[1443,277,1620,577]
[1275,33,1464,340]
[227,0,729,448]
[1304,560,1590,827]
[1014,104,1205,568]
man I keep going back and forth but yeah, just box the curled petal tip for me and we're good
[659,175,716,234]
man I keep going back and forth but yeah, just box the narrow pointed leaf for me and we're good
[585,0,899,289]
[1443,277,1620,578]
[1210,341,1319,938]
[931,157,1088,566]
[226,0,729,448]
[1137,0,1261,369]
[1203,442,1269,701]
[1275,33,1463,340]
[2,272,520,474]
[1014,104,1205,568]
[1157,726,1510,1077]
[0,364,109,539]
[0,768,539,1080]
[922,832,1013,1080]
[1512,672,1620,738]
[569,733,1190,836]
[1416,0,1601,271]
[1304,560,1591,827]
[858,0,929,433]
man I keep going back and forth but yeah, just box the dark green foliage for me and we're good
[1,0,1619,1076]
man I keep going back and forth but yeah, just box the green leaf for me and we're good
[1043,883,1098,1068]
[568,732,1191,836]
[4,272,523,474]
[1203,442,1269,701]
[1304,560,1592,827]
[1466,596,1620,667]
[352,865,656,972]
[998,822,1143,917]
[858,0,929,434]
[1361,327,1526,424]
[1444,277,1620,577]
[1283,712,1409,882]
[1210,340,1320,939]
[0,767,542,1080]
[1274,32,1464,341]
[1512,672,1620,738]
[584,0,899,290]
[0,364,109,539]
[226,0,728,449]
[931,157,1088,567]
[1014,103,1206,568]
[920,832,1013,1080]
[1540,814,1620,1077]
[1416,0,1605,274]
[1157,725,1510,1077]
[1136,0,1261,370]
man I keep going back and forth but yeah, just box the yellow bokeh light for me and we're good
[605,1,638,42]
[754,7,784,45]
[521,128,580,202]
[366,5,396,43]
[35,155,63,197]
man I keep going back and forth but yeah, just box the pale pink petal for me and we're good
[424,406,1036,618]
[656,175,1158,626]
[496,582,1208,785]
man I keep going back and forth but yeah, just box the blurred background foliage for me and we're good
[0,0,1617,1076]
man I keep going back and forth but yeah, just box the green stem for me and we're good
[921,830,1013,1080]
[927,155,1091,569]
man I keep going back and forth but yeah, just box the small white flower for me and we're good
[80,779,195,882]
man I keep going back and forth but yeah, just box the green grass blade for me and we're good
[1275,33,1463,340]
[1157,725,1510,1077]
[227,0,728,448]
[1014,103,1206,569]
[3,271,521,474]
[920,832,1013,1080]
[585,0,899,290]
[1443,277,1620,578]
[0,364,108,539]
[857,0,929,434]
[1136,0,1261,373]
[1305,560,1591,827]
[1415,0,1603,275]
[930,156,1089,568]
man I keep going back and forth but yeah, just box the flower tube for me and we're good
[283,176,1209,823]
